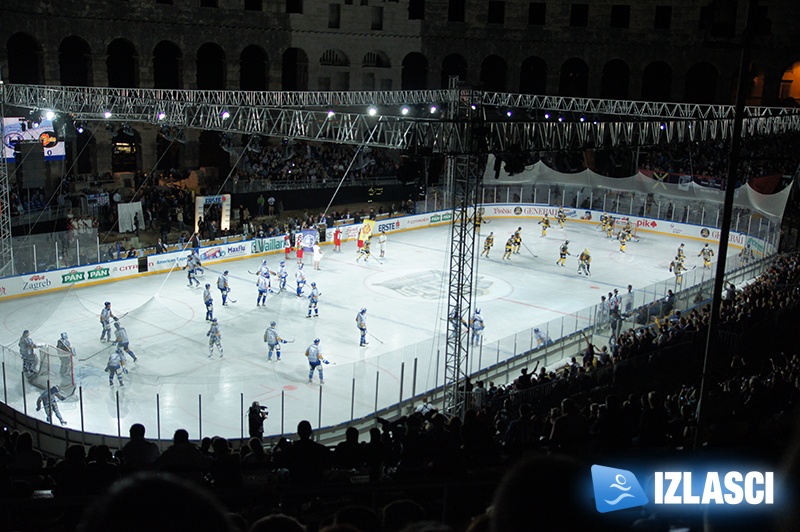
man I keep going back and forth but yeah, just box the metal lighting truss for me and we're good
[443,82,484,417]
[3,84,800,153]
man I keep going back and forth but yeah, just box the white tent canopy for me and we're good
[482,156,791,222]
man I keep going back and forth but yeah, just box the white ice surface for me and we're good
[0,219,734,439]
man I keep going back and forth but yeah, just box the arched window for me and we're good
[441,54,467,88]
[401,53,427,90]
[559,58,589,97]
[282,48,308,90]
[519,56,547,95]
[684,62,718,104]
[780,61,800,104]
[107,39,139,88]
[600,59,629,99]
[641,61,672,102]
[320,49,349,67]
[196,42,226,90]
[153,41,183,89]
[480,55,508,92]
[240,45,269,91]
[59,36,92,86]
[7,33,44,84]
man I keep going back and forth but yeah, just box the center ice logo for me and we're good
[591,465,649,513]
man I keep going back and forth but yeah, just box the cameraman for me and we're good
[248,401,268,439]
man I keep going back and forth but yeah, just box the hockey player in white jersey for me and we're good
[217,270,231,305]
[207,318,224,358]
[278,260,288,292]
[100,301,116,341]
[36,385,67,425]
[533,328,552,347]
[307,282,320,318]
[305,338,329,385]
[356,308,368,347]
[106,348,128,386]
[19,330,38,381]
[203,284,214,321]
[295,263,306,297]
[470,309,485,346]
[257,259,273,277]
[264,321,288,362]
[56,332,75,377]
[113,322,138,362]
[256,272,270,307]
[185,253,201,288]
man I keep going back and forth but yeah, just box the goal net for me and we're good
[29,344,76,397]
[613,218,638,239]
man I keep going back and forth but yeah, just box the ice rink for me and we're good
[0,217,735,440]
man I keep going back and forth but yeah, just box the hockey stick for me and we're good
[79,344,114,362]
[368,332,385,345]
[521,242,538,258]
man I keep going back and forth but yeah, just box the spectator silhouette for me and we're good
[85,444,120,495]
[117,423,160,473]
[333,426,364,470]
[78,472,233,532]
[155,429,211,484]
[249,513,306,532]
[282,420,330,484]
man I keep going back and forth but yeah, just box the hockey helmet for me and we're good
[565,240,569,244]
[114,322,121,329]
[704,243,709,247]
[49,385,60,395]
[60,332,68,340]
[475,309,481,314]
[270,321,277,327]
[680,243,685,247]
[314,338,320,344]
[223,270,229,275]
[262,259,267,265]
[212,318,218,323]
[585,248,589,253]
[311,282,316,287]
[205,283,210,288]
[105,301,111,307]
[280,260,285,266]
[534,328,540,333]
[361,308,367,314]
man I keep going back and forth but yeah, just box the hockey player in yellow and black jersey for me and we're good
[512,227,522,254]
[618,231,629,253]
[481,232,494,258]
[578,248,592,276]
[556,207,567,228]
[502,237,513,260]
[698,243,714,269]
[539,215,550,237]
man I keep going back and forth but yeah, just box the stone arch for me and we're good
[363,51,391,68]
[196,42,226,90]
[401,52,428,90]
[600,59,629,99]
[559,58,589,97]
[59,35,92,86]
[519,56,547,95]
[240,44,269,91]
[780,61,800,104]
[641,60,672,101]
[441,53,467,88]
[111,126,142,173]
[281,47,308,91]
[480,54,507,92]
[320,49,349,67]
[107,38,139,88]
[198,130,230,171]
[7,33,44,84]
[731,63,765,105]
[153,41,183,89]
[684,62,718,104]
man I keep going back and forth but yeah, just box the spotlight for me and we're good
[157,112,166,121]
[400,106,410,116]
[579,116,585,122]
[544,113,550,119]
[660,123,666,130]
[103,110,112,119]
[429,105,437,114]
[506,110,513,117]
[44,110,55,121]
[327,110,335,118]
[221,110,230,120]
[367,106,377,116]
[470,104,477,111]
[77,126,84,134]
[558,116,564,122]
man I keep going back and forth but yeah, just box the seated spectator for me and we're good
[155,429,211,484]
[116,423,160,473]
[279,420,330,484]
[333,426,364,470]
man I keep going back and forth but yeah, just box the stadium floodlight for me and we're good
[544,113,550,119]
[400,106,410,115]
[157,112,166,121]
[506,110,513,117]
[44,110,55,121]
[367,106,377,116]
[558,115,564,122]
[660,123,666,130]
[470,104,477,111]
[580,116,586,122]
[221,110,231,120]
[429,105,437,114]
[76,126,84,134]
[103,110,112,119]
